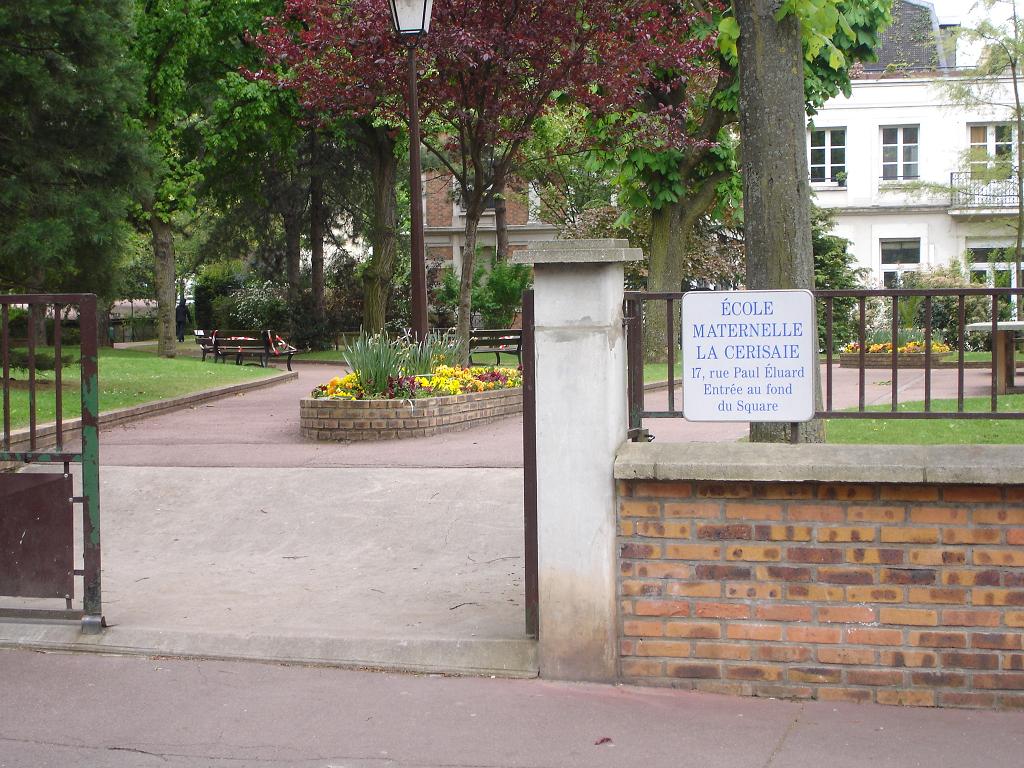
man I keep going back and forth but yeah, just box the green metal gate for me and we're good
[0,294,103,633]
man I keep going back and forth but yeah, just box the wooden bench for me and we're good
[194,330,215,361]
[210,330,298,371]
[468,329,522,366]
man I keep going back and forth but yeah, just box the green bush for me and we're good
[231,280,290,329]
[8,348,76,371]
[194,259,246,330]
[342,330,463,395]
[434,253,532,329]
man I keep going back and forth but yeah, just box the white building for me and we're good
[810,0,1020,288]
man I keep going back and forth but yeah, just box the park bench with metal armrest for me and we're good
[468,328,522,366]
[211,330,298,371]
[194,330,215,362]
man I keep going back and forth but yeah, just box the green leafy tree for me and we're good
[0,0,145,300]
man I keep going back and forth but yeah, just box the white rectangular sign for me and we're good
[681,290,816,422]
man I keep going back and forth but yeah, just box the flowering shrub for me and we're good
[842,340,951,354]
[311,365,522,400]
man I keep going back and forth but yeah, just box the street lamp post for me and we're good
[388,0,433,341]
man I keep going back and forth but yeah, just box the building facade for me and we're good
[810,0,1021,288]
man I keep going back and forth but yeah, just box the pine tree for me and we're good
[0,0,145,297]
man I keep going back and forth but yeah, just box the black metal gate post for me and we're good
[522,289,538,638]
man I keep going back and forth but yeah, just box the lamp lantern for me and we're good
[388,0,433,37]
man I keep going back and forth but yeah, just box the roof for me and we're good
[863,0,950,72]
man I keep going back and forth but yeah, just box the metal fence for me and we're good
[0,294,103,632]
[625,287,1024,439]
[950,171,1020,209]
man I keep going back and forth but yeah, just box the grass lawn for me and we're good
[827,393,1024,444]
[5,348,276,429]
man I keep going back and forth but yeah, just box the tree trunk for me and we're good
[735,0,823,443]
[494,175,509,261]
[457,208,483,366]
[283,209,302,305]
[310,131,326,321]
[645,200,700,361]
[362,127,399,334]
[149,214,177,358]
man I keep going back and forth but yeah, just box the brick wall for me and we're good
[425,172,453,228]
[617,479,1024,709]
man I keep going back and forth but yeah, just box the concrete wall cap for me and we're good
[511,238,643,265]
[614,441,1024,486]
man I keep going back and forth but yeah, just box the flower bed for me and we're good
[839,340,953,369]
[302,365,523,441]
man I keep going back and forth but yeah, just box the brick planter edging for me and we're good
[300,387,522,441]
[615,474,1024,710]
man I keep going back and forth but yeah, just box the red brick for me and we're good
[848,506,907,523]
[758,646,812,662]
[974,549,1024,567]
[664,582,721,598]
[693,642,752,661]
[664,502,722,519]
[667,662,721,679]
[786,584,845,601]
[621,500,660,518]
[818,527,876,543]
[620,542,661,559]
[631,481,693,498]
[973,673,1024,690]
[940,652,999,670]
[621,659,663,677]
[759,483,816,500]
[973,588,1024,606]
[879,650,937,668]
[1007,529,1024,545]
[848,669,904,686]
[787,626,841,644]
[820,606,877,624]
[879,485,938,502]
[941,609,1001,627]
[725,583,782,600]
[939,692,997,708]
[756,604,812,622]
[634,600,691,617]
[623,620,663,637]
[694,564,752,580]
[786,505,844,522]
[907,587,967,604]
[816,484,875,501]
[695,602,750,619]
[876,690,936,706]
[633,640,692,658]
[910,507,968,524]
[815,569,872,585]
[621,581,663,597]
[788,547,842,564]
[726,545,782,562]
[942,485,1003,503]
[727,624,784,642]
[634,562,691,579]
[754,525,813,542]
[1007,611,1024,627]
[754,684,814,700]
[697,524,752,540]
[846,627,903,645]
[789,667,842,684]
[696,483,752,498]
[879,607,937,626]
[942,528,1002,545]
[909,631,967,648]
[756,565,812,582]
[974,508,1024,525]
[881,527,940,544]
[725,503,783,521]
[847,586,904,603]
[634,521,692,538]
[817,647,875,665]
[665,623,722,639]
[848,548,904,565]
[910,549,965,566]
[911,671,967,687]
[1007,654,1024,670]
[725,665,782,681]
[972,633,1023,650]
[818,687,873,703]
[881,568,936,585]
[665,544,721,560]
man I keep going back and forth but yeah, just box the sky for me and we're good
[930,0,1010,65]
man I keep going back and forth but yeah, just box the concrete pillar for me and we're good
[512,239,643,681]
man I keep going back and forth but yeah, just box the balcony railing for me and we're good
[950,171,1020,209]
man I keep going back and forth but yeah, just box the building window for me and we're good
[809,128,846,183]
[969,124,1014,179]
[880,238,921,265]
[881,126,919,180]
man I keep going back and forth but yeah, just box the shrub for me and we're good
[434,252,532,329]
[231,280,290,329]
[8,348,76,371]
[194,259,246,330]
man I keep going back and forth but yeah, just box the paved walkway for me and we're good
[1,649,1021,768]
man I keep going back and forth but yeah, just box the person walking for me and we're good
[175,297,190,343]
